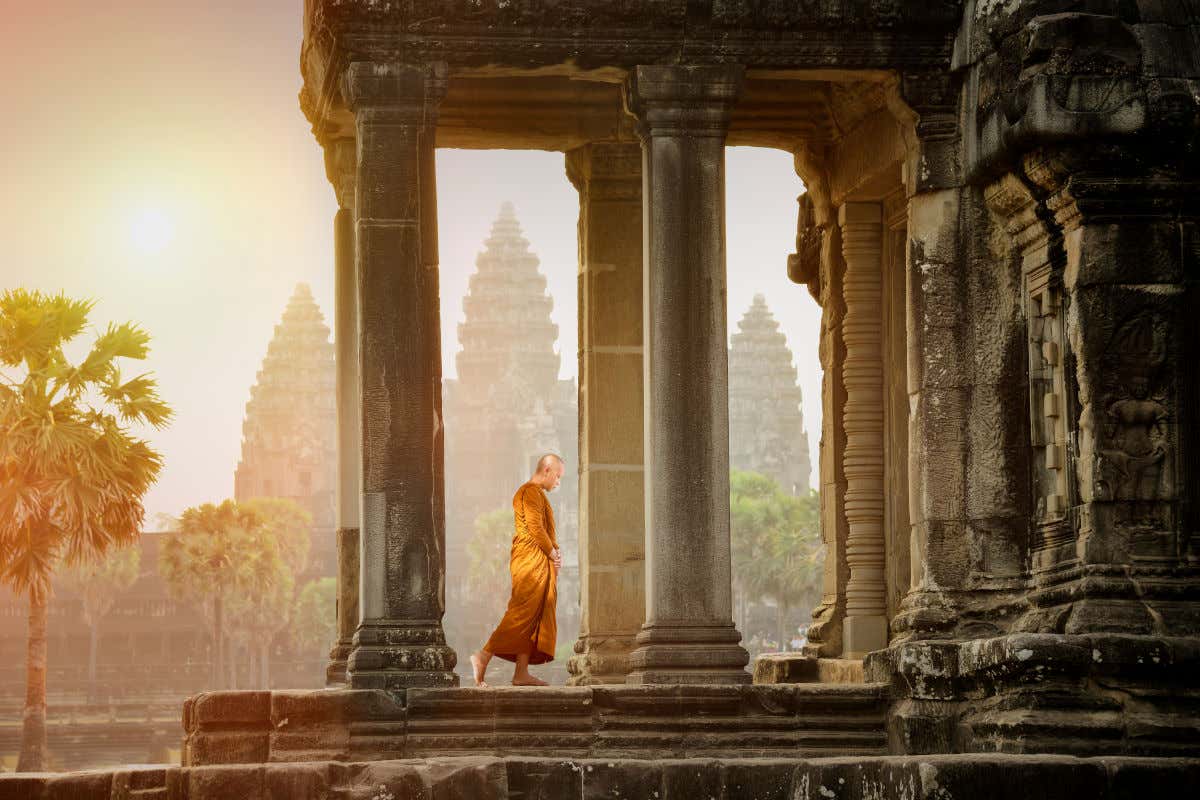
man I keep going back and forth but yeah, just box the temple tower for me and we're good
[728,293,812,494]
[443,203,579,678]
[234,283,336,530]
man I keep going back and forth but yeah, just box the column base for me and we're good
[626,622,750,685]
[348,621,459,689]
[843,614,888,659]
[566,634,637,685]
[325,639,353,687]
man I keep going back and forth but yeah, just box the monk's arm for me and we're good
[520,488,555,556]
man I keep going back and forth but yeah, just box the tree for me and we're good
[729,470,823,652]
[293,577,336,655]
[468,507,514,602]
[235,497,311,687]
[60,545,141,702]
[0,290,169,771]
[159,500,267,688]
[241,496,312,577]
[464,507,514,646]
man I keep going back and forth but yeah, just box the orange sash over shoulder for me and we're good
[483,482,558,664]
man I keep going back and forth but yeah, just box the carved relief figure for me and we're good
[1095,314,1170,503]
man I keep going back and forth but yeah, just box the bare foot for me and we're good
[469,652,489,687]
[511,674,548,687]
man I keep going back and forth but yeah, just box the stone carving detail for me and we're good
[1026,274,1070,523]
[1092,313,1171,504]
[838,202,887,658]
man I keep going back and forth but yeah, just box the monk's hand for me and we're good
[550,548,562,571]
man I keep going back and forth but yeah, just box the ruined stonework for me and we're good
[234,283,336,530]
[11,0,1194,794]
[729,294,812,494]
[442,204,580,681]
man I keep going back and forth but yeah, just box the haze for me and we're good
[0,0,822,521]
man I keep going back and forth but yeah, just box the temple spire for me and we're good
[234,283,336,528]
[728,293,812,494]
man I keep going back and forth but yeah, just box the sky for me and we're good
[0,0,823,521]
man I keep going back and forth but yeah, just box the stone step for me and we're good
[3,754,1199,799]
[183,684,892,765]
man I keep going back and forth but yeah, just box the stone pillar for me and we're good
[342,61,457,689]
[624,64,749,685]
[564,142,645,685]
[324,138,360,687]
[838,202,887,659]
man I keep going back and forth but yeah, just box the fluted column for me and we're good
[343,61,457,689]
[565,142,645,685]
[624,64,750,685]
[325,138,360,687]
[838,202,887,658]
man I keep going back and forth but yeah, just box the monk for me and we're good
[470,454,565,687]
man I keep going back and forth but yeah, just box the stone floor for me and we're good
[3,754,1198,799]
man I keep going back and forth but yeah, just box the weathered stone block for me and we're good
[190,691,273,729]
[1066,221,1184,288]
[505,758,582,800]
[188,765,266,800]
[187,730,271,766]
[584,353,643,464]
[580,760,659,800]
[34,772,113,800]
[722,759,796,800]
[661,758,723,799]
[111,766,181,799]
[753,653,819,684]
[264,763,332,800]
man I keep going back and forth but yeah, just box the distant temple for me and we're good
[234,283,337,531]
[442,203,579,677]
[729,294,812,494]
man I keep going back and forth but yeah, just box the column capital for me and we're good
[341,61,448,121]
[323,137,357,210]
[623,64,744,137]
[566,142,642,200]
[838,202,883,226]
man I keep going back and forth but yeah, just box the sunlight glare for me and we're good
[130,208,175,254]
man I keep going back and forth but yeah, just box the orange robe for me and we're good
[483,482,558,664]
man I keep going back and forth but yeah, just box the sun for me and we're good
[130,208,175,254]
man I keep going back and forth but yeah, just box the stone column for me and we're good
[324,138,360,687]
[624,64,749,685]
[838,202,887,659]
[564,142,645,685]
[343,61,457,689]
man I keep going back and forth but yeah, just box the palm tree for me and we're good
[730,471,823,653]
[158,500,264,688]
[241,496,313,576]
[60,545,140,703]
[236,497,311,686]
[227,536,294,688]
[0,290,170,771]
[293,577,336,655]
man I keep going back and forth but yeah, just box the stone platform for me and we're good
[182,685,890,766]
[3,754,1199,799]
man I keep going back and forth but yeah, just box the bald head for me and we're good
[532,453,565,492]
